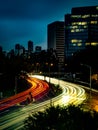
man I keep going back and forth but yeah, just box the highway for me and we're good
[0,77,49,111]
[0,75,87,130]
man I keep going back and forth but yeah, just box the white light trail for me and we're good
[0,75,87,130]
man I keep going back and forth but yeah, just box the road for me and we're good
[80,87,98,112]
[0,77,49,111]
[0,75,87,130]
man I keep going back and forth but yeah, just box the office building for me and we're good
[47,21,65,68]
[65,5,98,60]
[28,40,33,54]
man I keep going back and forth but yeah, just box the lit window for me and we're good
[92,14,98,17]
[71,29,75,32]
[91,21,97,24]
[77,43,82,46]
[86,42,98,46]
[75,29,80,32]
[86,43,90,45]
[72,26,78,29]
[76,29,84,32]
[91,42,98,46]
[78,22,82,25]
[79,40,82,42]
[71,15,81,18]
[72,22,76,25]
[73,44,76,46]
[78,22,87,25]
[72,22,87,26]
[71,39,82,43]
[84,25,87,28]
[81,22,87,25]
[82,15,90,18]
[71,39,77,43]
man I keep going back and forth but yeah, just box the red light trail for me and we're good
[0,77,49,111]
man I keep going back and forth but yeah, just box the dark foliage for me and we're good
[24,105,98,130]
[69,46,98,73]
[0,52,33,97]
[17,76,32,93]
[0,48,59,97]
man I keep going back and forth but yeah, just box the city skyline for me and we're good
[0,0,98,52]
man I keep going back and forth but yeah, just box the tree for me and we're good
[24,105,98,130]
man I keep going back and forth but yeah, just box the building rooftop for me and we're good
[72,5,98,14]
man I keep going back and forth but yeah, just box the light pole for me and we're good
[81,64,91,100]
[48,63,53,106]
[49,63,53,83]
[58,64,60,87]
[49,64,50,83]
[15,76,17,95]
[36,62,40,73]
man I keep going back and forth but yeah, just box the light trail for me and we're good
[0,77,49,111]
[0,75,87,130]
[32,75,86,106]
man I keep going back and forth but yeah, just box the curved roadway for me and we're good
[0,77,49,111]
[0,75,87,130]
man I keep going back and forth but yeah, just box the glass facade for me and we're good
[65,6,98,59]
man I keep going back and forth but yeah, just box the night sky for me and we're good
[0,0,98,52]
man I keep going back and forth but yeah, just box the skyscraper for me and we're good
[47,21,65,68]
[15,44,25,56]
[28,40,33,54]
[15,44,20,55]
[65,5,98,60]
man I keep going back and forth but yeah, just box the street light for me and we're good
[57,57,61,86]
[15,76,17,95]
[49,63,53,83]
[81,64,91,100]
[36,62,40,73]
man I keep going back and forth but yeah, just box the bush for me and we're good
[24,105,98,130]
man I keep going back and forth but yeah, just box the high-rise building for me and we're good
[15,44,20,55]
[65,5,98,60]
[28,40,33,54]
[15,44,25,56]
[0,46,2,53]
[47,21,65,68]
[35,46,42,53]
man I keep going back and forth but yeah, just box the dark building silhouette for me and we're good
[28,40,33,54]
[15,44,20,55]
[7,49,15,58]
[35,46,42,53]
[0,46,2,53]
[65,5,98,60]
[15,44,25,56]
[47,21,65,68]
